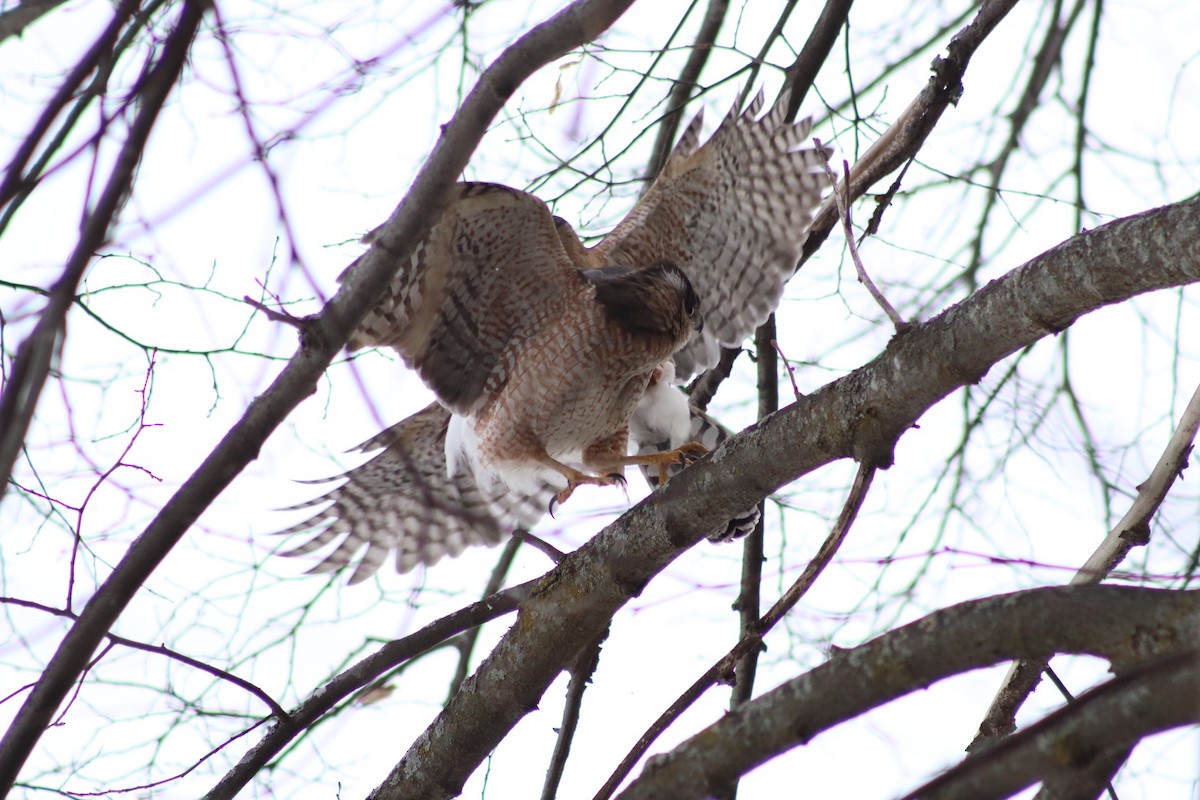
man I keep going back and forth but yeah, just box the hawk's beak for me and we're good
[694,314,705,334]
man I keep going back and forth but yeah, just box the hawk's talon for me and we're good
[546,469,626,515]
[625,440,710,485]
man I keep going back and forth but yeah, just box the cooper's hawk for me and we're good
[278,90,828,582]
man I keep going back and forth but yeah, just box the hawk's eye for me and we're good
[684,288,701,316]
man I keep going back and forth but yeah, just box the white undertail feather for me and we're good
[447,411,568,507]
[629,362,692,450]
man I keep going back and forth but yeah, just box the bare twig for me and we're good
[243,294,309,329]
[818,150,907,330]
[542,629,609,800]
[771,340,804,402]
[513,529,569,563]
[0,595,288,720]
[66,351,162,611]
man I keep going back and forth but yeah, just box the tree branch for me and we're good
[541,628,609,800]
[594,464,875,800]
[614,588,1200,799]
[0,0,154,500]
[642,0,728,181]
[203,579,534,800]
[0,0,638,793]
[368,196,1200,800]
[905,648,1200,800]
[799,0,1022,267]
[0,4,213,788]
[0,0,69,43]
[969,375,1200,750]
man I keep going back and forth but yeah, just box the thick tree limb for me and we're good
[904,649,1200,800]
[0,0,69,43]
[614,587,1200,800]
[0,0,637,793]
[366,197,1200,798]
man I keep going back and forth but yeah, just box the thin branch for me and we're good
[542,629,609,800]
[819,152,907,329]
[686,346,740,410]
[512,528,570,563]
[964,0,1089,288]
[0,0,168,501]
[782,0,853,117]
[970,375,1200,751]
[737,1,802,108]
[445,536,523,702]
[0,0,137,210]
[771,340,803,402]
[710,316,781,800]
[204,579,535,800]
[642,0,729,182]
[594,464,875,800]
[799,0,1023,268]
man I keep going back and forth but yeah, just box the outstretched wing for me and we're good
[276,397,755,581]
[275,403,554,584]
[593,90,829,380]
[348,182,583,415]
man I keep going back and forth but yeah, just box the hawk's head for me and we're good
[583,261,703,346]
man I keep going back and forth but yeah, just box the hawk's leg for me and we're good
[614,441,708,484]
[536,454,626,515]
[585,427,709,486]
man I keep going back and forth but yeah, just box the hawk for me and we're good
[278,90,828,583]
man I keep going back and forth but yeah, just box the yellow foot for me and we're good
[548,470,627,516]
[626,441,709,484]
